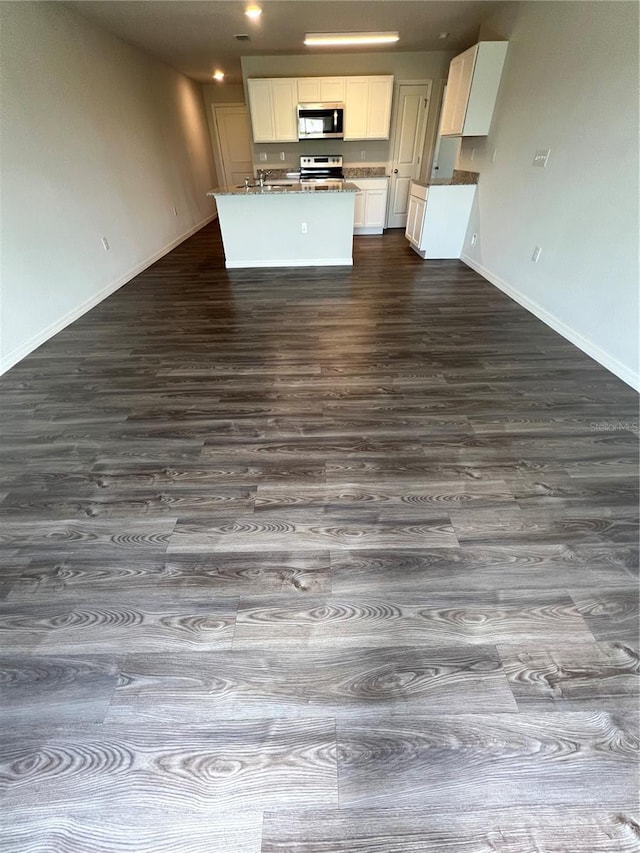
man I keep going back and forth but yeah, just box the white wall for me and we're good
[457,1,639,388]
[0,2,217,373]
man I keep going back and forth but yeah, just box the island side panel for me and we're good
[214,193,355,268]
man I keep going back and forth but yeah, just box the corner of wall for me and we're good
[460,252,640,391]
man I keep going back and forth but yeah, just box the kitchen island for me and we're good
[207,182,358,269]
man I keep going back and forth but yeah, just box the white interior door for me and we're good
[386,82,431,229]
[212,104,254,188]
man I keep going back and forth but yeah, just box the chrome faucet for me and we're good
[257,169,272,187]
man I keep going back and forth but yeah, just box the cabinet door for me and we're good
[345,77,394,140]
[364,189,387,228]
[272,79,298,141]
[320,77,346,102]
[297,78,321,102]
[406,195,419,243]
[344,78,370,140]
[406,194,426,245]
[450,46,477,134]
[413,197,426,246]
[297,77,346,103]
[366,77,394,139]
[247,78,275,142]
[439,57,461,136]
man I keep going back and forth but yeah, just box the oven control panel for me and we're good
[300,155,343,168]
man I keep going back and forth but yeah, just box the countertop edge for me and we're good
[208,182,360,196]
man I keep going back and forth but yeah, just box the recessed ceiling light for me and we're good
[213,69,225,81]
[245,5,262,19]
[438,32,450,39]
[304,31,400,47]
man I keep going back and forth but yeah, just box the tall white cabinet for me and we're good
[344,76,394,140]
[246,78,298,143]
[440,41,508,137]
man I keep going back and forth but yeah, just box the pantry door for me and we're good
[386,82,431,229]
[212,104,253,188]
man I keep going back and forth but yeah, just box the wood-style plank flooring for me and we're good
[1,223,638,851]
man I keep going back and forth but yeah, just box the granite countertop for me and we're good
[253,167,389,180]
[424,169,480,187]
[344,167,388,178]
[208,182,359,196]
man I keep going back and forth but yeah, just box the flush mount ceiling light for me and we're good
[304,31,400,47]
[213,69,225,81]
[245,5,262,19]
[438,32,450,39]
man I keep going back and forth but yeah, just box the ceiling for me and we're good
[66,1,504,84]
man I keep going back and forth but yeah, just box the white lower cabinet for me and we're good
[405,181,476,258]
[352,177,389,234]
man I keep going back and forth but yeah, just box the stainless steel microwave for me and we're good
[297,103,344,140]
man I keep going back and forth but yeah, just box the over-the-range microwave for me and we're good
[297,103,344,140]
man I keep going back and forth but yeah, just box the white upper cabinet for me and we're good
[247,75,394,143]
[440,41,508,137]
[246,79,275,142]
[271,79,298,140]
[246,78,297,143]
[344,76,394,140]
[297,77,346,103]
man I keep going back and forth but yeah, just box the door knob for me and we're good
[393,169,398,174]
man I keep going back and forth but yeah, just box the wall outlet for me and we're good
[470,147,476,161]
[470,233,478,247]
[532,149,550,168]
[101,236,110,251]
[172,206,178,216]
[259,152,268,162]
[491,148,498,164]
[280,151,286,161]
[531,245,542,262]
[301,222,308,234]
[360,150,366,160]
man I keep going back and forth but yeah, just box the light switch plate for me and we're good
[259,152,268,162]
[532,149,550,167]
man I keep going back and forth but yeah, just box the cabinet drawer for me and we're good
[408,181,429,202]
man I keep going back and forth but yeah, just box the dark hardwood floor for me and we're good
[1,223,638,852]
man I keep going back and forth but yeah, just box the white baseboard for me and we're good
[461,253,640,391]
[0,213,217,375]
[225,258,353,268]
